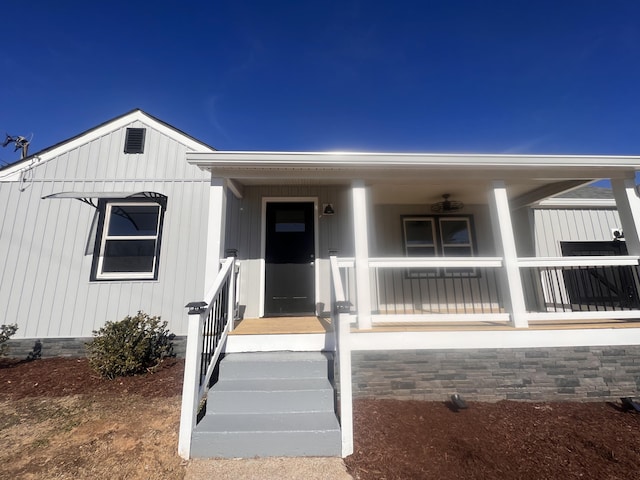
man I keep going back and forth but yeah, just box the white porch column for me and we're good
[612,175,640,256]
[352,179,372,329]
[204,176,227,295]
[488,180,528,328]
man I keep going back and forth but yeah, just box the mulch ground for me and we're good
[2,357,640,479]
[0,357,183,398]
[345,398,640,480]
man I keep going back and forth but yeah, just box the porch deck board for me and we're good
[361,318,640,332]
[230,316,333,335]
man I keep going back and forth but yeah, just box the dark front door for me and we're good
[561,241,640,309]
[264,202,315,316]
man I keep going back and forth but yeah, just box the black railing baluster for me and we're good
[492,269,503,314]
[459,276,467,314]
[390,269,398,315]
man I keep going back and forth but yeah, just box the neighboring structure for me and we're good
[3,111,640,459]
[0,110,214,355]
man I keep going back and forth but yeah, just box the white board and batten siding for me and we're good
[0,113,213,339]
[533,208,621,256]
[223,185,354,319]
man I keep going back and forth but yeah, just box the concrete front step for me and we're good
[218,351,331,379]
[191,412,341,458]
[208,378,335,414]
[191,351,341,458]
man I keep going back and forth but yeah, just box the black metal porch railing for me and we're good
[371,266,504,315]
[521,264,640,313]
[179,256,239,458]
[198,272,231,385]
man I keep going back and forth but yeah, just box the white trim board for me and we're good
[349,328,640,351]
[535,198,616,208]
[187,151,640,169]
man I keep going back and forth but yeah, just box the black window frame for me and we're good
[91,198,166,281]
[402,215,477,278]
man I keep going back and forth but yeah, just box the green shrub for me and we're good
[0,324,18,356]
[86,311,173,379]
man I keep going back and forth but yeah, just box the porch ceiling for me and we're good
[187,151,640,206]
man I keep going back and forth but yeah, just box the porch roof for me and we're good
[187,151,640,206]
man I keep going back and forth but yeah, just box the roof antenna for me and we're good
[2,134,31,159]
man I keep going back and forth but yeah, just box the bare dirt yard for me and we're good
[2,357,640,480]
[0,357,184,480]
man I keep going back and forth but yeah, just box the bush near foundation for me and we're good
[0,324,18,356]
[86,311,173,379]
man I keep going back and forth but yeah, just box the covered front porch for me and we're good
[178,151,640,459]
[188,151,640,332]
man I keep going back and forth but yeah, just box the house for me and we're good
[3,111,640,459]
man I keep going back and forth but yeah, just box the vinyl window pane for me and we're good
[440,219,470,245]
[275,209,306,232]
[407,246,436,257]
[405,220,434,246]
[107,205,159,236]
[102,239,156,272]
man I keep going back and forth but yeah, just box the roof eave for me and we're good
[186,151,640,170]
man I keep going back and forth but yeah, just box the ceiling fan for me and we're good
[431,194,464,213]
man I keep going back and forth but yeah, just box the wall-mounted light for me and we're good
[323,203,335,215]
[612,228,624,241]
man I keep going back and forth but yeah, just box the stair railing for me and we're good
[330,255,354,457]
[178,256,239,459]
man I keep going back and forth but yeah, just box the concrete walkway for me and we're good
[186,457,353,480]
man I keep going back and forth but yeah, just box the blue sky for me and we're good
[1,0,639,166]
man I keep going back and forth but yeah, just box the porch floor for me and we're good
[230,316,333,335]
[362,318,640,332]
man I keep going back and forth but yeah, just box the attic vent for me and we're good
[124,128,146,154]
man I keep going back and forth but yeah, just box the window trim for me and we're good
[91,198,165,281]
[402,215,477,277]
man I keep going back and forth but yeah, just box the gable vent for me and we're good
[124,128,146,154]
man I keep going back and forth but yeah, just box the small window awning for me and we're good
[42,191,167,209]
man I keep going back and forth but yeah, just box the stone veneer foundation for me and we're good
[6,336,187,359]
[350,346,640,402]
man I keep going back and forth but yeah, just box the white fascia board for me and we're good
[186,151,640,169]
[349,328,640,351]
[0,111,214,182]
[534,198,616,208]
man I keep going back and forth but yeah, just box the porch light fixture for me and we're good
[323,203,335,215]
[612,228,624,241]
[431,194,464,213]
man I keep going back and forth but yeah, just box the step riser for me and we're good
[207,389,335,414]
[191,430,341,458]
[219,360,329,380]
